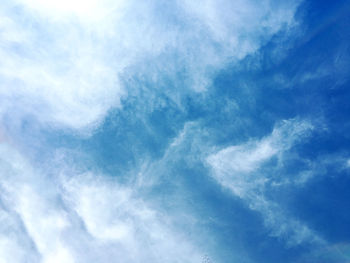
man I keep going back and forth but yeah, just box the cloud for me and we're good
[14,0,127,23]
[207,119,323,245]
[0,1,311,262]
[0,142,205,263]
[207,119,313,198]
[0,0,301,133]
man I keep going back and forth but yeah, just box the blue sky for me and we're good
[0,0,350,262]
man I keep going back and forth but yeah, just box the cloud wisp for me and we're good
[207,119,323,246]
[0,143,206,263]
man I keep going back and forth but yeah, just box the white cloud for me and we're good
[0,1,311,261]
[0,0,301,133]
[207,119,313,197]
[207,119,323,245]
[0,143,205,263]
[14,0,127,23]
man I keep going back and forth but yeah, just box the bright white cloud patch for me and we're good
[0,143,204,263]
[0,0,300,132]
[15,0,126,22]
[207,119,323,245]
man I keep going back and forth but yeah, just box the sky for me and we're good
[0,0,350,262]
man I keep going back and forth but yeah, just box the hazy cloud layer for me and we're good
[2,0,346,263]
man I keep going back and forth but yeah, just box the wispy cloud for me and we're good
[207,119,323,245]
[0,143,205,263]
[0,0,300,133]
[0,0,311,262]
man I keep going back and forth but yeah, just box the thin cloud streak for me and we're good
[207,119,323,245]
